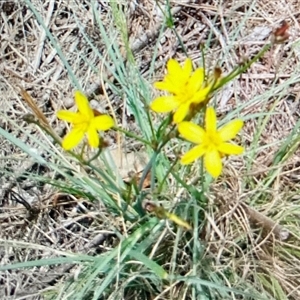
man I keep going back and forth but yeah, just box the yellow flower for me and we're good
[178,107,244,178]
[150,58,212,123]
[57,91,114,150]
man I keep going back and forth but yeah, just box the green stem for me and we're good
[138,123,178,191]
[213,43,272,91]
[157,158,179,194]
[115,126,152,147]
[23,115,88,164]
[138,152,158,191]
[86,148,102,164]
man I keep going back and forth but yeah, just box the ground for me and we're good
[1,0,300,299]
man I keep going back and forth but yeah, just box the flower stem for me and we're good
[114,126,152,147]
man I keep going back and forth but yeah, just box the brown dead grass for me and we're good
[1,0,300,299]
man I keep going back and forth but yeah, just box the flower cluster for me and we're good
[178,107,243,178]
[150,58,212,124]
[57,58,244,179]
[151,58,244,178]
[57,91,114,150]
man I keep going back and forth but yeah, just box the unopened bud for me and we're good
[214,67,222,79]
[271,20,289,44]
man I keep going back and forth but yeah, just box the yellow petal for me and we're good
[192,85,212,104]
[166,58,192,87]
[74,91,94,119]
[155,62,191,94]
[178,122,206,144]
[181,58,193,81]
[62,126,85,150]
[167,59,181,74]
[205,107,217,133]
[150,96,180,113]
[57,110,80,123]
[91,115,115,131]
[154,79,181,95]
[87,127,100,148]
[154,81,171,91]
[218,143,244,155]
[57,111,87,125]
[181,145,206,164]
[218,120,244,141]
[204,149,222,178]
[167,58,191,78]
[187,68,205,93]
[173,102,190,123]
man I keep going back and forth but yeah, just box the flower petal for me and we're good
[154,79,182,95]
[218,120,244,141]
[150,96,180,113]
[181,58,193,81]
[173,102,190,123]
[205,107,217,133]
[218,143,244,155]
[74,91,94,119]
[155,59,192,94]
[57,110,80,123]
[187,67,205,93]
[87,127,100,148]
[165,59,192,91]
[91,115,115,131]
[154,81,171,91]
[181,145,206,164]
[62,126,85,150]
[192,85,212,104]
[204,149,222,178]
[178,122,206,144]
[168,58,192,81]
[167,59,182,75]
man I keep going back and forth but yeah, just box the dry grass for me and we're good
[1,0,300,299]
